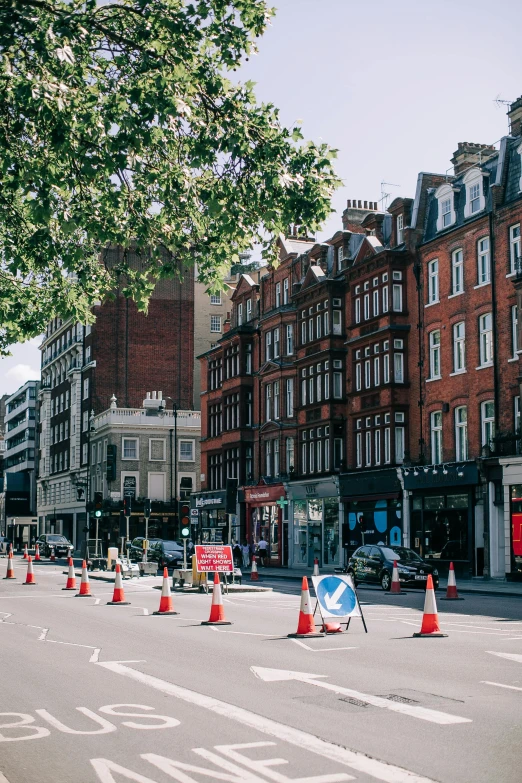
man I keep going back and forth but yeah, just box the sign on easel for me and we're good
[194,544,233,573]
[311,574,367,633]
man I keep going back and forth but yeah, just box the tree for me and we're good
[0,0,339,353]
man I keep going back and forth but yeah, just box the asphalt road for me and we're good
[1,561,521,783]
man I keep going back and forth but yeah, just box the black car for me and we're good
[347,545,439,591]
[148,540,184,570]
[128,537,161,561]
[35,534,73,558]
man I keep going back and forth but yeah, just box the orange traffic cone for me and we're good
[288,577,323,638]
[413,575,447,637]
[107,563,130,605]
[250,556,259,582]
[23,556,37,585]
[441,562,464,600]
[4,551,16,579]
[50,547,56,562]
[313,558,320,577]
[75,561,92,597]
[153,567,178,615]
[201,572,231,625]
[388,560,406,595]
[34,544,41,561]
[62,557,77,591]
[22,544,28,560]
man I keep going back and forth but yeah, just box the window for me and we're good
[355,299,361,324]
[179,440,194,461]
[210,293,221,305]
[210,315,222,333]
[356,432,362,467]
[265,440,272,477]
[451,249,464,294]
[355,363,362,391]
[273,439,280,476]
[453,321,466,373]
[246,445,253,481]
[515,396,521,438]
[265,385,272,421]
[316,314,322,340]
[384,428,391,463]
[365,431,372,466]
[333,372,342,399]
[245,343,252,374]
[455,406,468,461]
[394,353,404,383]
[510,224,521,274]
[397,214,404,244]
[308,318,314,342]
[431,411,442,464]
[149,438,166,461]
[286,324,294,355]
[481,401,495,448]
[337,246,343,272]
[274,381,280,420]
[382,286,389,313]
[82,410,88,432]
[275,282,281,308]
[364,360,371,389]
[428,259,439,303]
[283,278,289,304]
[309,440,315,473]
[395,426,405,464]
[316,372,322,403]
[246,298,252,321]
[323,310,329,334]
[477,237,490,284]
[392,284,403,311]
[363,294,370,320]
[479,313,493,366]
[429,330,441,379]
[286,379,294,417]
[383,353,390,384]
[301,378,307,406]
[441,198,452,227]
[512,305,519,358]
[83,378,89,399]
[122,438,138,459]
[273,328,280,358]
[333,438,343,470]
[245,390,253,427]
[265,331,272,361]
[324,370,330,399]
[374,356,380,386]
[373,289,379,317]
[237,303,243,326]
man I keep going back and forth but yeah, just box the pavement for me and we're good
[1,558,522,783]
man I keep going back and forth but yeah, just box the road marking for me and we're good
[96,660,439,783]
[38,629,49,641]
[251,668,471,726]
[90,649,101,663]
[209,628,272,637]
[94,599,101,605]
[0,771,11,782]
[486,651,522,664]
[291,640,357,653]
[481,681,522,692]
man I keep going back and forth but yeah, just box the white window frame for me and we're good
[265,331,272,361]
[392,284,402,311]
[274,380,280,420]
[481,400,495,448]
[286,378,294,418]
[275,282,281,308]
[428,259,439,304]
[479,313,493,366]
[355,363,362,391]
[512,305,519,359]
[149,438,166,462]
[372,289,379,317]
[355,299,361,323]
[397,213,404,244]
[210,293,222,305]
[237,302,243,326]
[383,353,390,384]
[210,315,222,333]
[453,321,466,373]
[286,324,294,355]
[265,440,272,477]
[510,224,521,274]
[435,183,456,231]
[384,428,391,464]
[429,330,441,379]
[273,327,280,358]
[477,237,490,285]
[246,298,252,321]
[122,437,138,460]
[373,356,380,386]
[463,169,485,218]
[451,248,464,295]
[455,406,468,461]
[363,294,370,320]
[382,286,389,313]
[283,278,289,304]
[395,426,405,464]
[394,353,404,383]
[265,384,272,421]
[179,439,195,462]
[332,309,342,335]
[365,431,372,467]
[431,411,442,464]
[374,429,381,465]
[356,432,362,468]
[364,360,371,389]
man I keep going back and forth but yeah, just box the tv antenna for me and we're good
[494,94,513,108]
[380,181,400,210]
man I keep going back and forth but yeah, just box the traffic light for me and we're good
[179,502,190,538]
[144,498,151,518]
[106,445,116,483]
[123,495,132,517]
[94,491,103,518]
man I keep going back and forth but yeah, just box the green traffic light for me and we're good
[181,527,190,537]
[95,510,102,517]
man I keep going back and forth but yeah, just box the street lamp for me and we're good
[161,397,179,534]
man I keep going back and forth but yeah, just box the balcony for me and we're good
[484,431,522,458]
[94,408,201,430]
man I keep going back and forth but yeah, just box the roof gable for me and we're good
[231,274,256,301]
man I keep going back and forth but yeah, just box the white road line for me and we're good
[0,771,12,783]
[486,651,522,663]
[291,640,357,653]
[209,628,272,637]
[89,648,101,663]
[94,599,101,605]
[38,628,49,641]
[96,660,439,783]
[481,681,522,692]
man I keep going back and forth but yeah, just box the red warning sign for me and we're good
[194,544,234,573]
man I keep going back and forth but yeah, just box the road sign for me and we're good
[194,544,233,573]
[190,508,199,518]
[312,574,362,619]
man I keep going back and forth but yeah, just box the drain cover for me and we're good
[381,694,419,704]
[339,697,370,708]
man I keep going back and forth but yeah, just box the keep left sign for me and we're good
[312,574,362,619]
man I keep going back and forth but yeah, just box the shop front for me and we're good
[499,459,522,581]
[244,484,287,566]
[403,463,480,579]
[340,469,403,566]
[287,479,341,570]
[192,490,228,543]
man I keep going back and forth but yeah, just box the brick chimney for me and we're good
[451,142,496,176]
[342,199,379,232]
[508,96,522,138]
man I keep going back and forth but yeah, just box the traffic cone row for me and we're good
[201,572,231,625]
[107,564,130,605]
[4,551,16,579]
[441,562,464,600]
[62,557,77,591]
[50,547,56,562]
[22,544,28,560]
[23,556,37,585]
[250,555,259,582]
[413,575,447,638]
[288,577,323,638]
[153,568,178,615]
[34,544,41,561]
[75,561,92,597]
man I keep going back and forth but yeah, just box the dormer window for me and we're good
[337,246,343,272]
[517,141,522,192]
[463,168,485,219]
[441,198,452,226]
[397,214,404,244]
[435,183,457,231]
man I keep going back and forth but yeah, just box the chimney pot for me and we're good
[158,391,162,401]
[364,201,367,209]
[146,392,150,399]
[357,200,362,208]
[152,391,157,400]
[347,199,351,208]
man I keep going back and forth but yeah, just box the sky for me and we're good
[2,0,522,395]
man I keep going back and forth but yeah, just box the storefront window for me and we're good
[201,509,227,542]
[345,499,402,554]
[510,485,522,575]
[324,498,340,566]
[293,501,307,564]
[411,493,470,562]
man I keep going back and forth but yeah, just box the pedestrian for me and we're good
[257,535,269,567]
[241,540,250,569]
[233,540,242,567]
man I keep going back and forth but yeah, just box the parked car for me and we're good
[0,535,12,554]
[35,534,73,558]
[128,537,161,562]
[148,540,184,570]
[347,545,439,591]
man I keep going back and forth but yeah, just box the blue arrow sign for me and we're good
[312,575,360,619]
